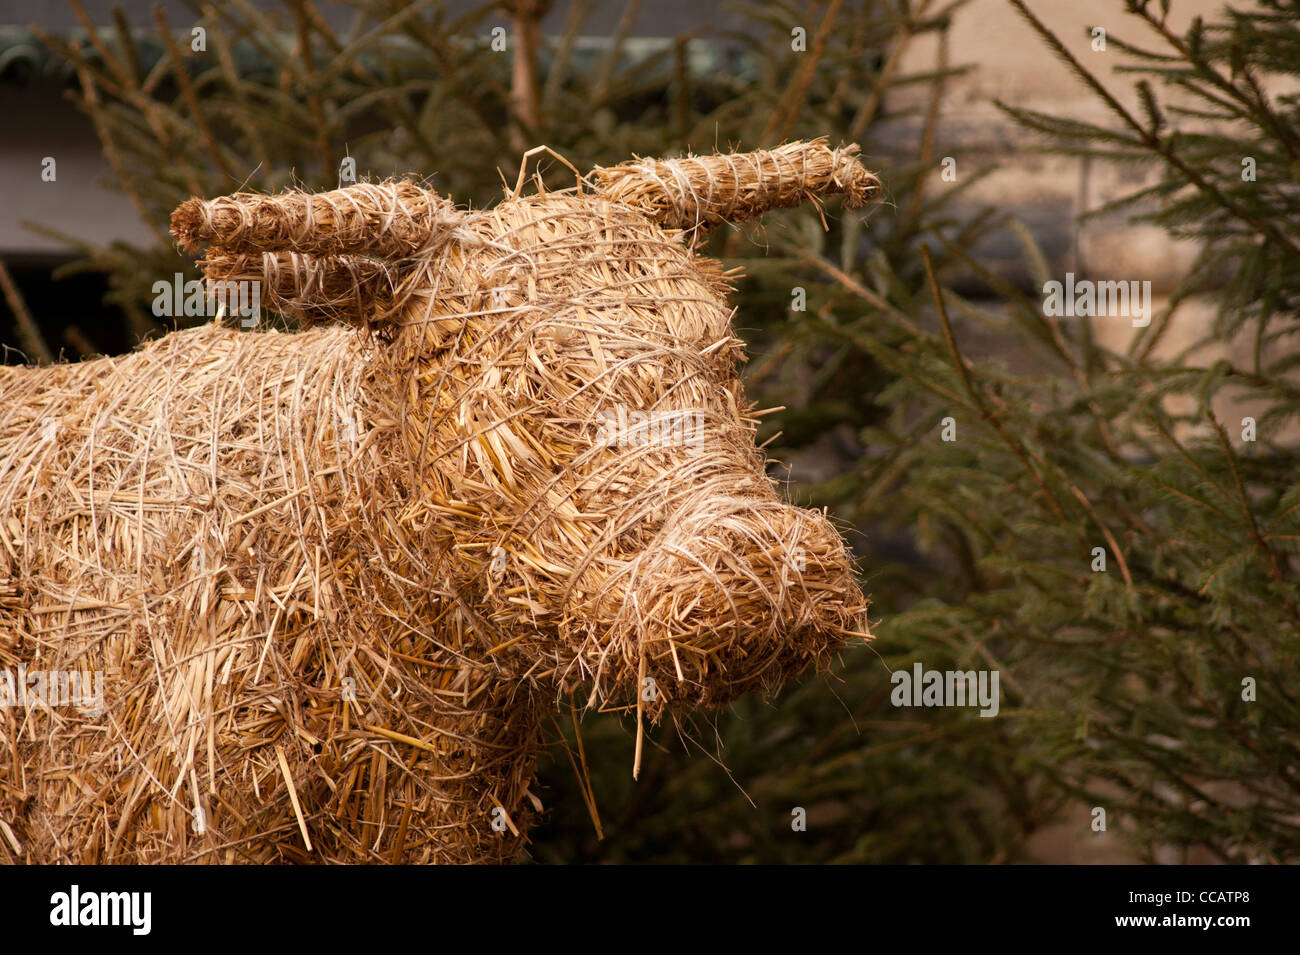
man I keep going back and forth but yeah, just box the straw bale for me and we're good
[0,140,876,864]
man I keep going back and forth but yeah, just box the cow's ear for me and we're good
[171,179,468,330]
[592,138,881,247]
[198,249,431,330]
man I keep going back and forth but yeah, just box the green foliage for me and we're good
[785,0,1300,862]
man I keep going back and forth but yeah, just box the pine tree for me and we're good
[760,0,1299,862]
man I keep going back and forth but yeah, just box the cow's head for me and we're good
[172,139,877,722]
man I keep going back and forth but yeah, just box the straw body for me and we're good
[1,140,875,864]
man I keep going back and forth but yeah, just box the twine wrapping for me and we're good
[593,137,880,244]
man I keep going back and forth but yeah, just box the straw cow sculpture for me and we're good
[0,139,876,864]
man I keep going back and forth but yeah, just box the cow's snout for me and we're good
[580,494,867,712]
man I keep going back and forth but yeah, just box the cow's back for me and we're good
[0,323,401,862]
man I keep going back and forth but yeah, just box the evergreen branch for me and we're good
[761,0,847,144]
[153,5,237,184]
[1007,0,1148,135]
[1069,485,1133,591]
[110,6,142,86]
[901,23,948,228]
[796,251,924,336]
[1128,3,1300,162]
[317,0,443,85]
[934,232,1078,370]
[847,15,914,142]
[65,43,172,249]
[1008,0,1300,261]
[289,0,335,180]
[1208,413,1299,630]
[66,0,136,92]
[202,6,275,178]
[992,102,1146,146]
[542,0,589,114]
[591,0,642,105]
[1171,661,1300,798]
[0,260,53,364]
[922,244,1070,525]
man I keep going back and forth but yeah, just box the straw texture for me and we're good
[1,140,875,864]
[202,250,411,327]
[594,137,880,244]
[171,179,468,258]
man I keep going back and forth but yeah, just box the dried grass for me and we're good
[0,139,874,864]
[594,137,880,244]
[171,179,468,259]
